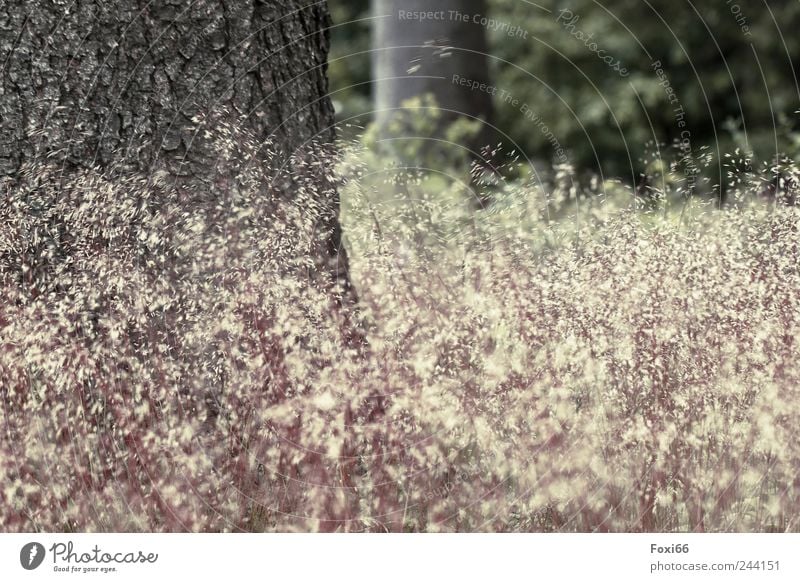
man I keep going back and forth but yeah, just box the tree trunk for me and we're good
[371,0,495,154]
[0,0,352,298]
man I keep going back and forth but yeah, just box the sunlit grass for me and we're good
[1,131,798,532]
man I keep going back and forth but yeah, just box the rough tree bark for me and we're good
[371,0,495,155]
[0,0,353,299]
[1,1,383,533]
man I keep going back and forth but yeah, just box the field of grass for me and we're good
[1,135,799,532]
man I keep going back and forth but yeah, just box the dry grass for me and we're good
[1,130,799,532]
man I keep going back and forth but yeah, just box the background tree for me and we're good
[370,0,497,165]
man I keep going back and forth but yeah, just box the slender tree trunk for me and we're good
[0,0,352,298]
[371,0,495,153]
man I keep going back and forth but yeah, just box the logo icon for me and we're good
[20,542,46,570]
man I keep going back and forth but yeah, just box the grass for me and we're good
[1,130,799,532]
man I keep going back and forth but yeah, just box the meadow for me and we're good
[1,131,798,532]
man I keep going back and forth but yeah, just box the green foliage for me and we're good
[363,94,486,169]
[329,0,800,184]
[329,0,372,124]
[490,0,800,178]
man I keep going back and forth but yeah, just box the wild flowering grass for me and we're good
[1,131,799,532]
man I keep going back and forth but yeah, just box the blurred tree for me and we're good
[371,0,496,163]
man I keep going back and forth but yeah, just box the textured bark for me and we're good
[371,0,495,148]
[0,0,351,296]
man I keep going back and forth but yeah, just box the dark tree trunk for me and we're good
[371,0,495,153]
[0,0,352,297]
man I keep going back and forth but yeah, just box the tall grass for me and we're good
[1,131,798,532]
